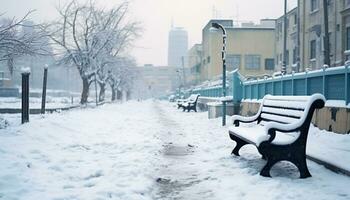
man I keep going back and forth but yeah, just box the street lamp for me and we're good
[210,22,227,126]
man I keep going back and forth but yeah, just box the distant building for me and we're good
[132,65,178,99]
[201,19,276,81]
[168,27,188,68]
[186,44,202,85]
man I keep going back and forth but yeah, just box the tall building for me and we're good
[201,19,276,81]
[168,27,188,68]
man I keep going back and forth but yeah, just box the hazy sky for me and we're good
[0,0,297,66]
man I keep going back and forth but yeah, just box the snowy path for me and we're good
[0,100,350,200]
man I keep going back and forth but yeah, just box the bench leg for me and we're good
[259,142,312,178]
[292,156,311,178]
[260,158,279,177]
[229,134,248,156]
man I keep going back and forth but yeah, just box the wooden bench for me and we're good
[177,94,200,112]
[228,94,325,178]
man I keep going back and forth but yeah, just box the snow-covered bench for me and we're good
[229,94,325,178]
[177,94,200,112]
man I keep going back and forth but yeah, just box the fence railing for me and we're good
[189,65,350,105]
[192,86,224,97]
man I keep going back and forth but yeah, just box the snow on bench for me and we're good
[228,93,325,178]
[177,94,200,112]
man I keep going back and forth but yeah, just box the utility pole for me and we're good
[282,0,288,74]
[323,0,330,67]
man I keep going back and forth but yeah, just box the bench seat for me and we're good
[229,123,299,146]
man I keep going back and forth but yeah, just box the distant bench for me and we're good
[228,94,325,178]
[177,94,200,112]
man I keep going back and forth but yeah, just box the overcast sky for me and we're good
[0,0,297,66]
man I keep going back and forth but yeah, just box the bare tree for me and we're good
[45,0,140,104]
[107,57,136,101]
[0,12,49,75]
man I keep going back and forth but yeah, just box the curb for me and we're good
[307,155,350,177]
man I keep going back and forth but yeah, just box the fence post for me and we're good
[21,68,30,124]
[256,80,259,99]
[41,65,48,114]
[250,84,253,100]
[232,71,243,102]
[322,67,326,96]
[272,76,275,95]
[281,75,284,95]
[242,84,245,100]
[292,71,294,95]
[305,70,308,95]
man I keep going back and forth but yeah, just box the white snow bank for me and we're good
[0,100,349,200]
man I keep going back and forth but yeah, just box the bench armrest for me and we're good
[263,122,301,143]
[231,114,259,126]
[264,121,300,133]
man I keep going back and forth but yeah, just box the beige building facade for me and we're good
[186,44,202,85]
[201,19,276,82]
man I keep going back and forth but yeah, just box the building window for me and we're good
[346,0,350,7]
[294,14,297,25]
[245,55,261,70]
[311,0,319,12]
[347,27,350,50]
[310,40,316,59]
[226,54,241,70]
[207,56,210,63]
[293,48,297,64]
[285,50,289,65]
[265,59,275,70]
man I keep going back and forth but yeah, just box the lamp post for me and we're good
[211,22,227,126]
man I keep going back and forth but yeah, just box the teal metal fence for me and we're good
[241,65,350,105]
[189,65,350,105]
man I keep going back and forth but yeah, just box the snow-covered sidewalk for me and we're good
[0,100,349,200]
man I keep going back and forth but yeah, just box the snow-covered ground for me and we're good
[0,100,349,200]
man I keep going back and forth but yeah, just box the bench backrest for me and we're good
[258,94,325,127]
[188,94,200,103]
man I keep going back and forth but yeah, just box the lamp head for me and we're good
[212,22,221,29]
[209,22,220,33]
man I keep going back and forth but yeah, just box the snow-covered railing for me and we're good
[241,65,350,106]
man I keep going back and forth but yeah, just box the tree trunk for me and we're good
[98,82,106,102]
[117,90,122,100]
[110,84,116,101]
[81,77,90,104]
